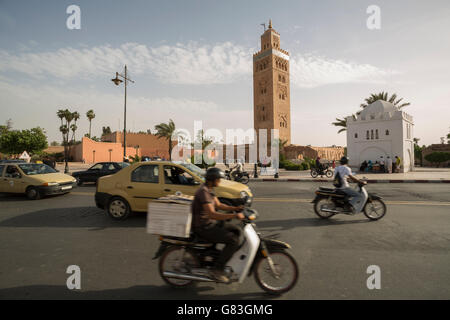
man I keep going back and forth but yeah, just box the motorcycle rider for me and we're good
[334,156,367,214]
[191,167,245,282]
[231,159,244,181]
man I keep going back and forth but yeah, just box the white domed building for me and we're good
[345,100,414,172]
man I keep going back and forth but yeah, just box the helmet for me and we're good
[205,167,225,181]
[340,156,349,165]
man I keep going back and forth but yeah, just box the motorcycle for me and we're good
[225,169,250,184]
[310,166,333,178]
[153,208,299,295]
[311,182,387,220]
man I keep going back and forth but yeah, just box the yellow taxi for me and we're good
[95,161,253,220]
[0,163,77,200]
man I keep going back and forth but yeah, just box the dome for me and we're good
[358,100,397,119]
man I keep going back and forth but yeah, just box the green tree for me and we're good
[0,127,48,155]
[424,152,450,167]
[57,109,79,173]
[154,119,176,161]
[86,109,95,138]
[413,138,423,166]
[102,126,112,136]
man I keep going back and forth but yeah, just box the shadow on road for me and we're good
[0,207,146,229]
[0,284,275,300]
[257,217,370,231]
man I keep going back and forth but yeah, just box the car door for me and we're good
[0,165,6,192]
[161,165,200,197]
[124,164,164,211]
[3,165,26,193]
[85,163,103,182]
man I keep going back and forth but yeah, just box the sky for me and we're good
[0,0,449,147]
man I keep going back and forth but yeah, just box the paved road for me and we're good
[0,182,449,299]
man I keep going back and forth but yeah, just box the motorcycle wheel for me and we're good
[363,199,387,221]
[159,246,200,288]
[240,175,249,184]
[254,249,298,295]
[311,169,318,178]
[313,198,336,219]
[326,170,333,178]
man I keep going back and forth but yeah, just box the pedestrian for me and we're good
[395,156,402,173]
[380,156,385,173]
[387,156,393,174]
[332,160,336,169]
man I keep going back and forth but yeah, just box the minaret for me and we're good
[253,19,291,148]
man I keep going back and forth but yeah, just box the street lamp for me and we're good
[111,65,134,159]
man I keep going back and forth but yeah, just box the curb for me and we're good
[252,178,450,183]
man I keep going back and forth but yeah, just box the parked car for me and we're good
[0,163,76,200]
[72,162,130,186]
[95,161,253,220]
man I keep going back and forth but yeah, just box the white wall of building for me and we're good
[346,100,414,172]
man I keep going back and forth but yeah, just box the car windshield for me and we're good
[18,163,57,175]
[180,163,205,180]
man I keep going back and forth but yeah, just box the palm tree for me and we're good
[86,109,95,138]
[154,119,176,160]
[71,111,80,143]
[332,115,356,134]
[359,91,410,111]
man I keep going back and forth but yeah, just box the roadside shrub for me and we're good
[300,162,310,170]
[283,161,302,171]
[424,152,450,167]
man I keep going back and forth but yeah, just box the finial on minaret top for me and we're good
[268,19,272,29]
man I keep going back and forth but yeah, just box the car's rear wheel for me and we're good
[107,196,131,220]
[26,186,41,200]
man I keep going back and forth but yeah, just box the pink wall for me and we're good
[72,137,141,163]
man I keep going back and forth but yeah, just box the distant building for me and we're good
[346,100,414,172]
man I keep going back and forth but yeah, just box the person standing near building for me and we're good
[380,156,385,173]
[395,156,402,173]
[387,156,393,174]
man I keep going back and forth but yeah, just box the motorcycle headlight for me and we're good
[240,190,252,204]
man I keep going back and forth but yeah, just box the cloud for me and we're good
[289,54,398,88]
[0,42,252,85]
[0,42,396,87]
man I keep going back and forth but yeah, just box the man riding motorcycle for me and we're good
[191,167,245,282]
[334,156,368,214]
[231,160,244,181]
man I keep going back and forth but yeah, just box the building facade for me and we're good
[346,100,414,172]
[253,20,291,147]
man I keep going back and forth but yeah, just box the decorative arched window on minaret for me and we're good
[253,19,291,149]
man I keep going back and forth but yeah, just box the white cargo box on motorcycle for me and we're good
[147,194,193,238]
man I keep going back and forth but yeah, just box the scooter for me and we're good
[225,169,250,184]
[311,182,387,220]
[310,166,333,178]
[153,208,299,295]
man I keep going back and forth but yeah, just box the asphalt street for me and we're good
[0,182,449,299]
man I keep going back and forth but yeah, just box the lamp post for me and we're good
[111,65,134,160]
